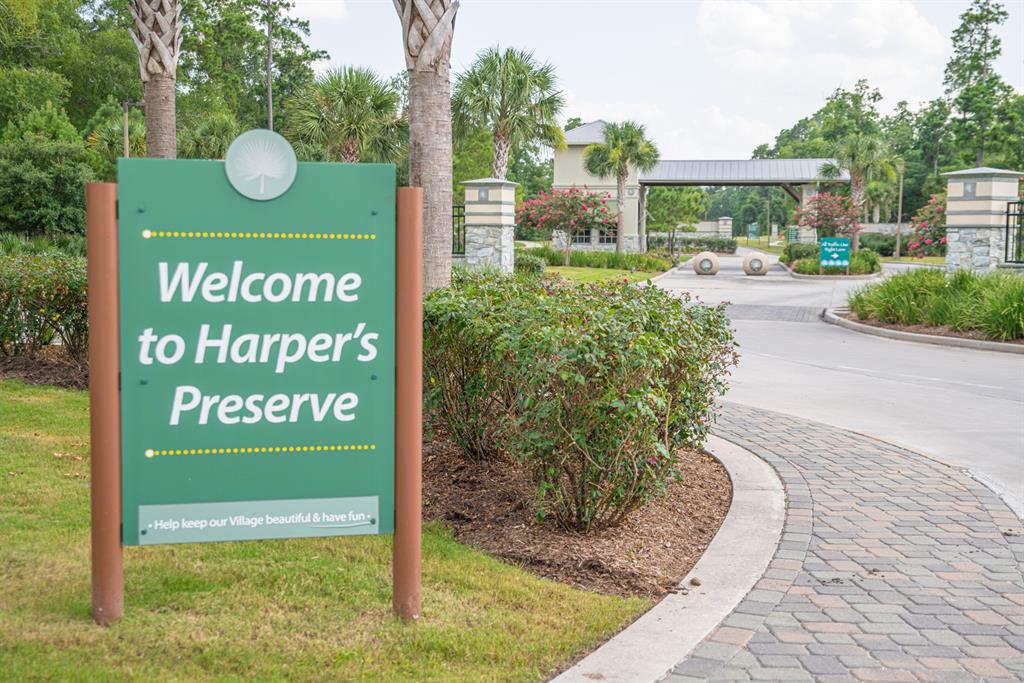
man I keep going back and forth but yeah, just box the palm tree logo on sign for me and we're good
[224,129,298,201]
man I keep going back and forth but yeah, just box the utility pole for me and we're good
[121,100,144,157]
[266,0,274,131]
[894,163,905,258]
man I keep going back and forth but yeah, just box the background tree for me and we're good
[564,116,583,131]
[583,121,659,253]
[178,110,240,159]
[395,0,459,292]
[287,67,404,164]
[452,46,564,179]
[85,102,146,180]
[129,0,182,158]
[943,0,1010,166]
[647,186,707,256]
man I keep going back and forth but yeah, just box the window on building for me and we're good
[963,181,976,199]
[571,229,591,244]
[598,228,617,244]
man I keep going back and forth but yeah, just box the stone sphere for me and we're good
[743,252,770,276]
[693,251,719,275]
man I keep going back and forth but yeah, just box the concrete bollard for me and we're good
[743,252,769,276]
[693,251,719,275]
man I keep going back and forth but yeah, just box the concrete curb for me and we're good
[552,435,785,683]
[822,307,1024,355]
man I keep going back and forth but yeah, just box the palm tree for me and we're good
[452,46,565,179]
[394,0,459,292]
[129,0,182,158]
[287,67,405,164]
[583,121,660,254]
[178,112,241,160]
[820,134,894,251]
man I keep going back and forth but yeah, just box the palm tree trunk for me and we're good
[395,0,458,292]
[850,175,865,253]
[615,169,626,254]
[491,131,511,179]
[409,68,453,291]
[143,74,176,158]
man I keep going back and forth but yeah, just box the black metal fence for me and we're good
[452,205,465,255]
[1007,201,1023,264]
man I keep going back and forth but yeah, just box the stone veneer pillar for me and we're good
[462,178,517,274]
[941,167,1023,273]
[717,217,733,238]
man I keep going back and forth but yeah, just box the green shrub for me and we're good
[790,249,880,275]
[514,252,546,277]
[780,242,818,264]
[0,253,88,362]
[524,244,671,272]
[858,233,896,256]
[0,136,96,235]
[0,233,86,257]
[646,234,737,254]
[848,269,1024,341]
[424,272,737,531]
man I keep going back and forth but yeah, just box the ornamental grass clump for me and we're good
[424,271,737,531]
[848,269,1024,341]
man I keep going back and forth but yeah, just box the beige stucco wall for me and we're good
[553,146,640,241]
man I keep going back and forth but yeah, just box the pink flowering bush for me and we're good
[907,194,947,258]
[515,187,616,242]
[792,192,861,240]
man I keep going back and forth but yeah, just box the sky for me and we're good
[288,0,1024,160]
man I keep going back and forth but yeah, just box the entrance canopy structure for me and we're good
[552,120,850,252]
[639,159,849,204]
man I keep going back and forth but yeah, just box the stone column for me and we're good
[462,178,517,274]
[717,217,733,238]
[941,167,1023,273]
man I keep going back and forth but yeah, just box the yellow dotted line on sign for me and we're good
[144,444,377,459]
[140,230,377,241]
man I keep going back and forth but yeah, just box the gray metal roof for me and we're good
[640,159,848,185]
[564,120,607,145]
[941,167,1024,178]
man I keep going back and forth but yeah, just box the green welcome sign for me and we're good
[819,236,851,268]
[117,143,396,546]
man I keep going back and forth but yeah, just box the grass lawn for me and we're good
[0,380,648,681]
[544,266,663,283]
[735,237,785,255]
[882,256,946,265]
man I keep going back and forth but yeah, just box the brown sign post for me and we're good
[86,183,424,625]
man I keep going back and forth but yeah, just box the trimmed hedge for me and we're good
[0,253,88,362]
[780,242,818,264]
[524,244,671,272]
[849,269,1024,341]
[646,234,737,254]
[514,252,546,276]
[792,249,881,276]
[424,270,737,531]
[858,233,896,257]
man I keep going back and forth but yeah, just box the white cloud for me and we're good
[291,0,349,21]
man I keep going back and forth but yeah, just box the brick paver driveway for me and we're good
[669,404,1024,682]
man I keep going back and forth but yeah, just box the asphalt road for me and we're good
[657,252,1024,517]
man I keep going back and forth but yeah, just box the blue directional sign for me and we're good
[819,237,851,267]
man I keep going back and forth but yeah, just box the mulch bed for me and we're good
[842,313,1023,346]
[1,351,733,599]
[424,431,732,598]
[0,346,88,389]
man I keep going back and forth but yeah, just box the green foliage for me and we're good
[524,245,671,272]
[646,235,737,254]
[0,233,86,257]
[0,253,88,361]
[452,46,564,178]
[849,269,1024,341]
[794,193,861,239]
[85,100,145,181]
[792,249,880,275]
[780,242,820,264]
[583,121,659,182]
[516,188,614,242]
[907,194,948,257]
[1,101,78,142]
[0,136,95,235]
[423,270,737,530]
[286,66,405,163]
[514,253,546,276]
[646,187,707,232]
[858,233,897,257]
[0,66,69,130]
[178,110,241,160]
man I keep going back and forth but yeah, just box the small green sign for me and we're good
[117,153,396,546]
[747,223,759,239]
[819,237,851,267]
